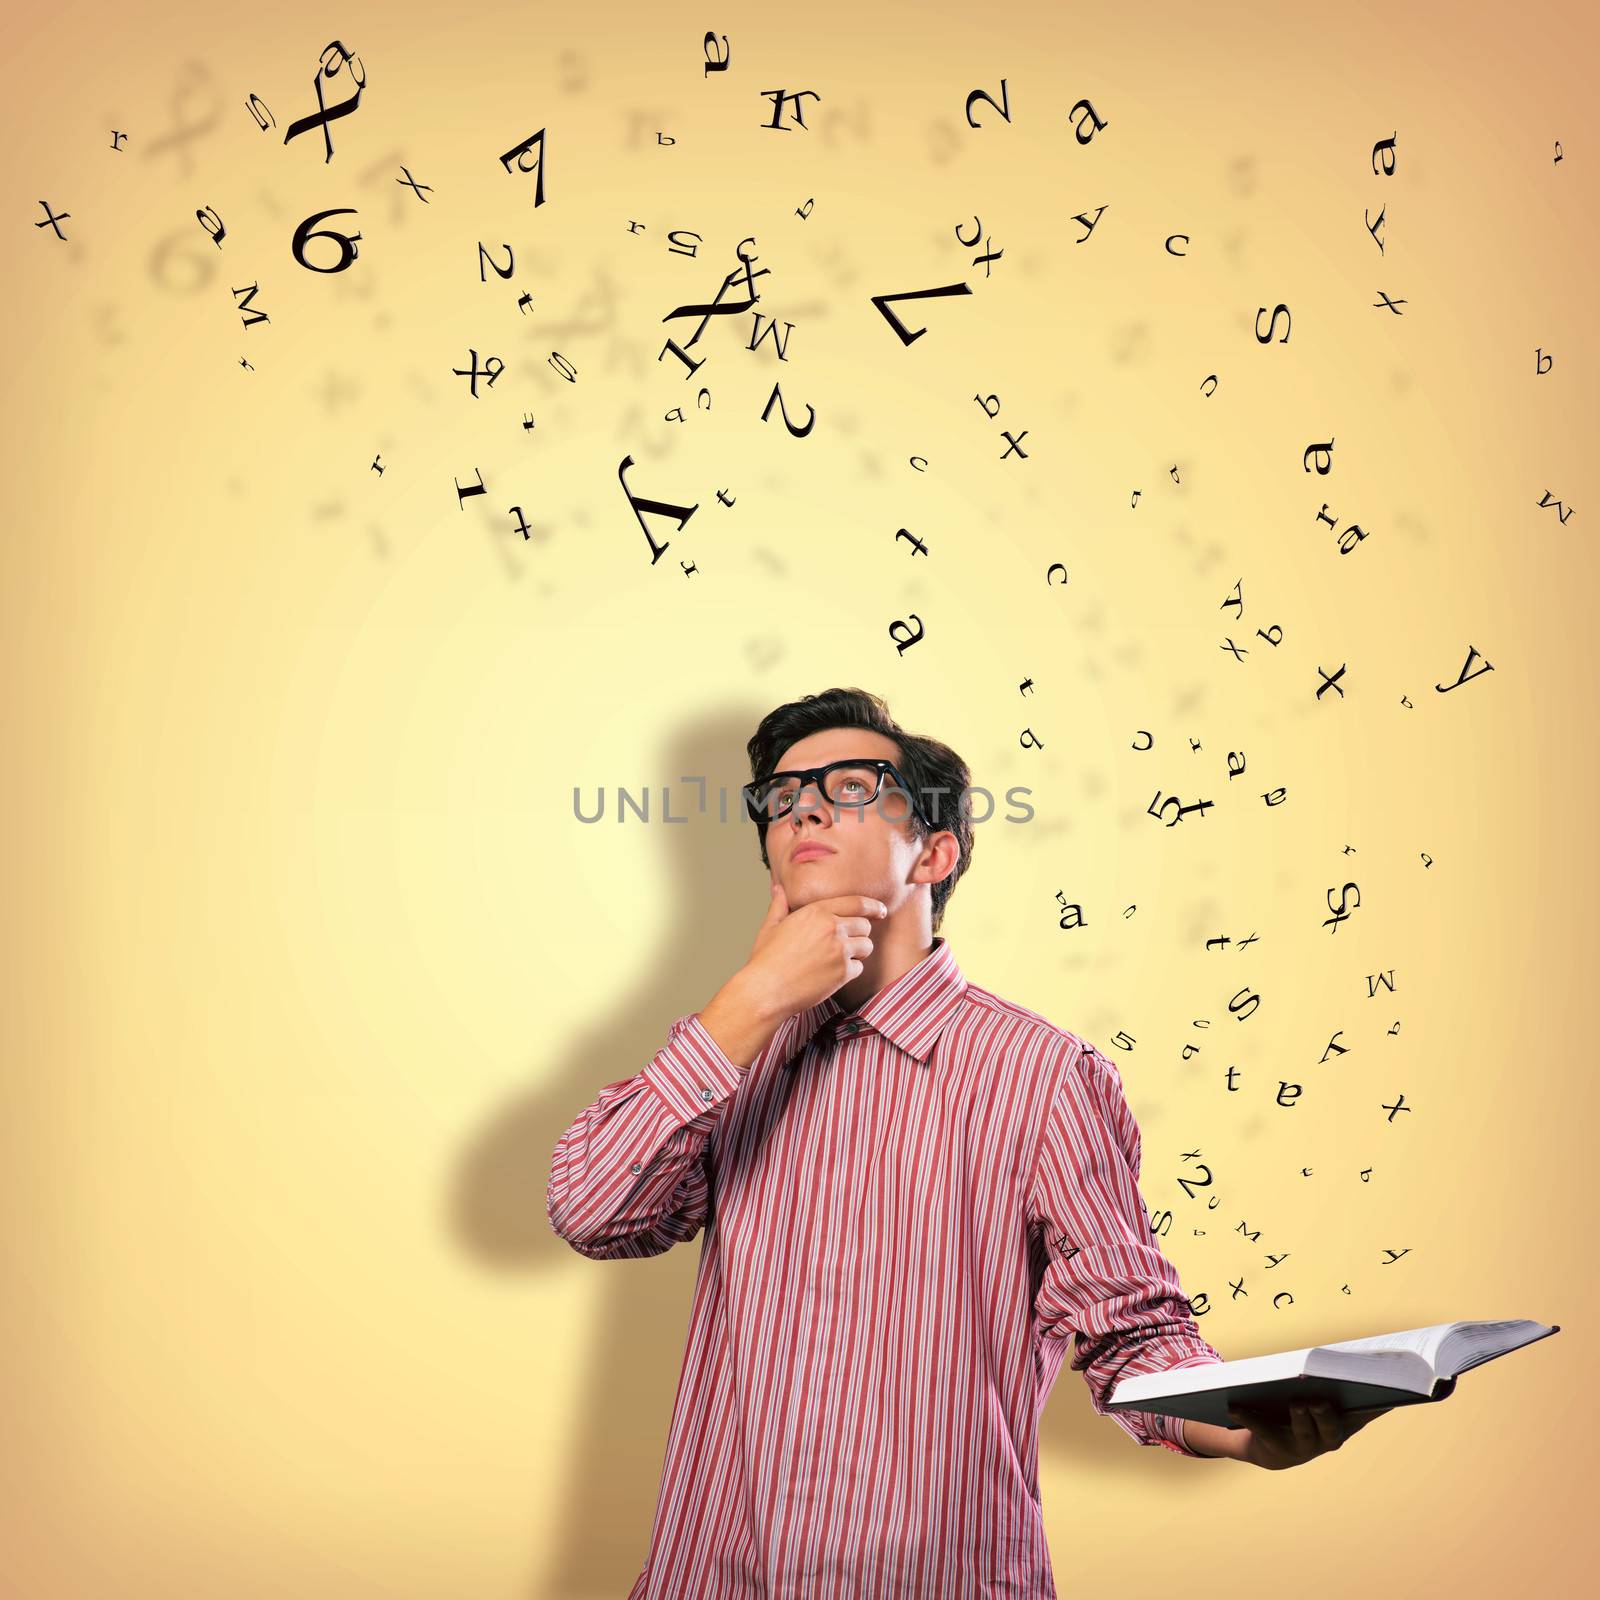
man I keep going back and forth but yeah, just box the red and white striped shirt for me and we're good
[548,935,1225,1599]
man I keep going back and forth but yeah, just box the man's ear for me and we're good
[916,829,959,882]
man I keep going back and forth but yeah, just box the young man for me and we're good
[549,688,1389,1599]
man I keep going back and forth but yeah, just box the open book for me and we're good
[1106,1319,1560,1428]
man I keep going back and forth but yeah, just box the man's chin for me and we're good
[788,867,850,896]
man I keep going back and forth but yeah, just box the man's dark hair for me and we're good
[746,687,974,933]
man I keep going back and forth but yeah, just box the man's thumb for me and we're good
[765,881,788,919]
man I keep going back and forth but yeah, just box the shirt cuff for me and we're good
[1148,1358,1227,1456]
[1151,1411,1198,1455]
[641,1012,746,1124]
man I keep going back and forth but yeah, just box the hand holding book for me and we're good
[1204,1395,1396,1469]
[1111,1318,1558,1463]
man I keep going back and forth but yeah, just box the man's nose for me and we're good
[788,787,836,828]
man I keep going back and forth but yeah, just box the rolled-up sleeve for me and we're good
[546,1011,746,1260]
[1029,1040,1225,1455]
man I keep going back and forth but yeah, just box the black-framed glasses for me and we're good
[743,758,934,829]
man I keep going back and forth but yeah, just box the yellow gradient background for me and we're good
[4,1,1593,1595]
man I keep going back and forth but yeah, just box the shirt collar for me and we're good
[792,935,969,1069]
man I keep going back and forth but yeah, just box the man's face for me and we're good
[762,727,947,913]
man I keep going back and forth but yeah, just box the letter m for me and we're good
[1538,491,1574,524]
[231,282,270,328]
[748,312,794,361]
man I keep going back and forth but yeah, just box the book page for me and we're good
[1316,1322,1459,1367]
[1440,1320,1551,1377]
[1112,1348,1314,1402]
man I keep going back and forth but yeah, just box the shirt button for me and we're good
[630,1162,643,1173]
[699,1087,713,1102]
